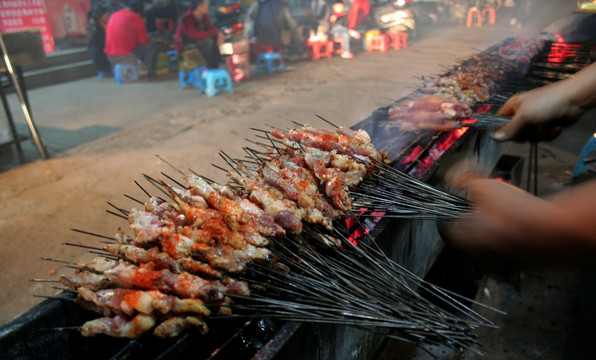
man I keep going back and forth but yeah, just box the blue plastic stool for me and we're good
[573,133,596,177]
[179,66,206,90]
[202,69,234,97]
[114,63,139,84]
[255,52,284,74]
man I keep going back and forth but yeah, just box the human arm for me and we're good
[493,62,596,142]
[439,170,596,266]
[133,12,150,45]
[281,4,302,42]
[317,3,330,22]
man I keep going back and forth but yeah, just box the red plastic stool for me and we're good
[386,31,407,50]
[252,44,284,61]
[367,34,389,53]
[482,7,496,25]
[306,40,334,60]
[466,8,483,27]
[226,53,250,82]
[332,37,345,54]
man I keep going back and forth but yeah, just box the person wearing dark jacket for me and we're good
[146,0,179,33]
[86,6,112,76]
[252,0,304,59]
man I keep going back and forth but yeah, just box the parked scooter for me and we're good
[210,0,245,40]
[210,0,250,82]
[370,0,416,39]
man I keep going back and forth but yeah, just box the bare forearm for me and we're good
[442,177,596,264]
[562,62,596,110]
[542,179,596,259]
[494,62,596,142]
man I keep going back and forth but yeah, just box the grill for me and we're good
[1,39,593,360]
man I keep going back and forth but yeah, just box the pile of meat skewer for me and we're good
[46,123,477,343]
[387,36,548,132]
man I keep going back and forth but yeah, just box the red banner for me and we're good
[0,0,55,53]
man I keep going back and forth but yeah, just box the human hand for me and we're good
[439,161,561,266]
[492,84,582,143]
[348,29,361,39]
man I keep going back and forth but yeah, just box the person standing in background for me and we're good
[511,0,530,27]
[252,0,305,60]
[499,0,516,26]
[86,5,112,77]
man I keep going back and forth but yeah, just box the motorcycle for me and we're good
[210,0,251,82]
[210,0,245,40]
[370,0,417,39]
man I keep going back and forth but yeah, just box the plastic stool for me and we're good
[367,34,389,53]
[179,66,206,90]
[255,52,284,74]
[332,37,345,54]
[202,68,234,97]
[114,63,139,84]
[573,133,596,177]
[386,31,407,50]
[466,7,483,27]
[252,44,283,61]
[306,40,334,60]
[481,7,496,25]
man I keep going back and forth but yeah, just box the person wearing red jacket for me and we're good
[174,0,225,69]
[104,2,156,75]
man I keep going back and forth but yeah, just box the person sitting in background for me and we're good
[104,1,157,75]
[329,0,360,59]
[310,0,331,37]
[174,0,225,69]
[440,62,596,267]
[252,0,305,60]
[86,5,111,76]
[145,0,179,33]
